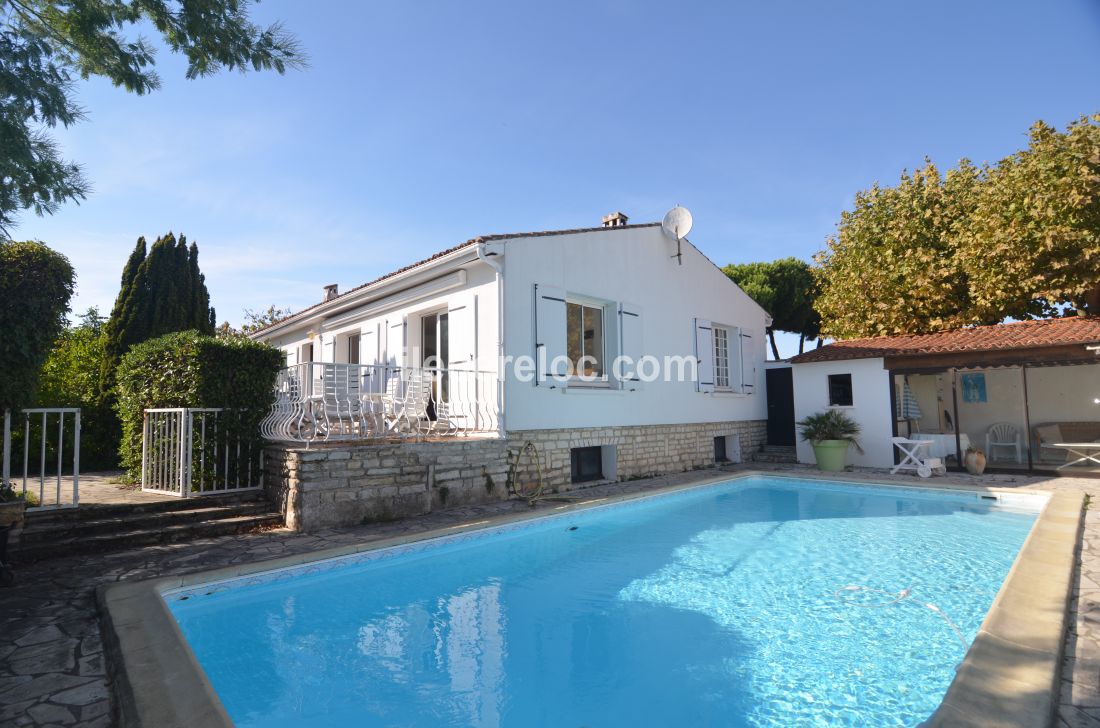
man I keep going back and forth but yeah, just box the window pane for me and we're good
[714,327,730,388]
[583,305,603,376]
[348,334,360,364]
[421,314,437,366]
[567,302,582,375]
[828,374,853,407]
[439,313,449,368]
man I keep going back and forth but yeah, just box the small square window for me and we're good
[570,446,604,483]
[828,373,853,407]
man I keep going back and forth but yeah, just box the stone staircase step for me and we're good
[20,502,276,543]
[12,511,284,563]
[751,445,798,464]
[24,490,265,525]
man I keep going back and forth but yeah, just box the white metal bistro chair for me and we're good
[985,422,1022,463]
[891,437,944,478]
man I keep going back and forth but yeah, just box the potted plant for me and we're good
[0,482,27,585]
[798,409,864,472]
[964,446,987,476]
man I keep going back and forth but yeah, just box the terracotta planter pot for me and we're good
[964,450,987,476]
[811,440,852,472]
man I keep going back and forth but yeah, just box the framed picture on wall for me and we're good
[961,372,988,403]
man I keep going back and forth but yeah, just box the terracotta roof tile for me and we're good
[790,317,1100,364]
[250,222,661,335]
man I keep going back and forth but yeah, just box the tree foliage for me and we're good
[35,307,118,469]
[0,239,74,410]
[815,161,982,338]
[723,257,821,358]
[114,330,281,479]
[0,0,303,236]
[216,304,292,337]
[816,114,1100,339]
[99,232,215,396]
[959,116,1100,320]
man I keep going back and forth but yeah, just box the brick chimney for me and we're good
[323,284,339,302]
[602,211,629,228]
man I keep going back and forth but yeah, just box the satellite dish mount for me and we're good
[661,206,693,266]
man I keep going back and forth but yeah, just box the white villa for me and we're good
[251,211,769,507]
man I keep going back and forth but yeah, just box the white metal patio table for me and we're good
[1053,442,1100,470]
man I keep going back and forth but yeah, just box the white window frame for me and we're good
[566,295,610,385]
[714,325,732,390]
[347,333,361,364]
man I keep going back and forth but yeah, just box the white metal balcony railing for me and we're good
[260,363,501,445]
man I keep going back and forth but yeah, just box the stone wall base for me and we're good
[507,420,767,493]
[264,439,513,532]
[264,420,766,532]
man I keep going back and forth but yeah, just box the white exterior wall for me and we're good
[792,357,894,468]
[498,225,769,431]
[257,259,501,376]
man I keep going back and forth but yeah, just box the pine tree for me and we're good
[99,233,216,396]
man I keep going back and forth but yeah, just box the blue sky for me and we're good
[16,0,1100,357]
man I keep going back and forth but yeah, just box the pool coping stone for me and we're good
[97,469,1078,728]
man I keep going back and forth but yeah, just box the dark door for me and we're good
[766,367,796,446]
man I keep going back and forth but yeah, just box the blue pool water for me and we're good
[167,477,1039,727]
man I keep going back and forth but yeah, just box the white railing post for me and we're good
[2,408,9,491]
[141,411,149,490]
[72,409,81,507]
[179,410,190,498]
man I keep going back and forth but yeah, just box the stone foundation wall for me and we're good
[264,439,513,531]
[264,419,766,531]
[507,420,767,492]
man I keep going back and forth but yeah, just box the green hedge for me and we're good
[115,330,282,479]
[0,241,74,411]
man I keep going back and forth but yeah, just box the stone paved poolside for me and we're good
[1,464,1098,727]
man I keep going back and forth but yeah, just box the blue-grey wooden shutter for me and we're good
[739,329,755,393]
[618,302,643,391]
[535,284,568,385]
[694,318,714,394]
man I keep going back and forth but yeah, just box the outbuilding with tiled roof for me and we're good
[784,317,1100,475]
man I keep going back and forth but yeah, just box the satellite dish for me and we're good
[662,206,693,240]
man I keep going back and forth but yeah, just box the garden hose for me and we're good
[506,441,598,506]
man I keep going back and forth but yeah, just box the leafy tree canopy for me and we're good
[724,257,821,358]
[0,239,74,410]
[0,0,303,236]
[217,304,292,337]
[816,114,1100,339]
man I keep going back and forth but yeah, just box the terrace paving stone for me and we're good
[1,463,1099,726]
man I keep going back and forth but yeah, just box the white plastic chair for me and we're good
[985,423,1022,463]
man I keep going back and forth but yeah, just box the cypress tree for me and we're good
[99,238,147,395]
[99,232,216,397]
[188,241,214,335]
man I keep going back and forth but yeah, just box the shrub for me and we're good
[0,241,74,411]
[797,409,864,452]
[34,308,119,470]
[115,330,282,480]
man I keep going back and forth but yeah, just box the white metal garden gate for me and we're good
[141,408,262,497]
[1,408,82,511]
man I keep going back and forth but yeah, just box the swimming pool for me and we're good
[166,476,1041,727]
